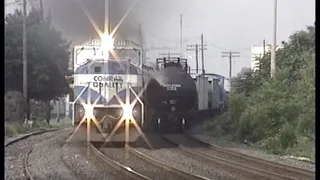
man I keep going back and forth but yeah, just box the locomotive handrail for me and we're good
[70,82,90,126]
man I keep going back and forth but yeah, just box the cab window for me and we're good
[94,66,102,73]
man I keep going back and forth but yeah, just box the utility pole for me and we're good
[105,0,111,34]
[23,0,28,119]
[222,51,240,79]
[39,0,44,20]
[108,0,111,34]
[263,39,266,57]
[200,34,205,74]
[139,24,145,66]
[104,0,111,58]
[180,14,183,58]
[186,36,207,74]
[271,0,277,77]
[186,44,199,73]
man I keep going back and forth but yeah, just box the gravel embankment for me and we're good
[27,129,80,180]
[188,124,315,172]
[100,147,187,180]
[5,129,66,180]
[134,135,241,180]
[61,141,132,180]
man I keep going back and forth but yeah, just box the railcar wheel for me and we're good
[182,118,186,132]
[157,118,161,132]
[173,116,185,133]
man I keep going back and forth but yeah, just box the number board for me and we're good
[114,40,130,48]
[90,39,130,48]
[91,39,101,46]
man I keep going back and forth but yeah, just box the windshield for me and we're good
[74,60,138,74]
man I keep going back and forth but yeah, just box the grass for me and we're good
[5,122,29,137]
[204,116,315,164]
[50,117,73,128]
[5,117,72,137]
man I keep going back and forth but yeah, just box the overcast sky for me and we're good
[5,0,315,80]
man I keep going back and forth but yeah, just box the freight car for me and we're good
[143,57,197,132]
[143,57,226,133]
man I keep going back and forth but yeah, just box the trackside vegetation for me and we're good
[5,9,71,131]
[205,25,315,161]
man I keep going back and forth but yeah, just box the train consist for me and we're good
[71,39,226,141]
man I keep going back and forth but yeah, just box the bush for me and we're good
[286,136,315,161]
[5,122,28,137]
[5,91,28,123]
[205,93,247,137]
[205,25,315,159]
[33,120,52,129]
[204,114,227,137]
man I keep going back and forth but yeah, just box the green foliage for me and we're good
[32,120,52,129]
[260,122,297,155]
[5,122,28,137]
[230,68,257,96]
[5,120,55,137]
[205,25,315,158]
[205,93,247,138]
[5,9,71,101]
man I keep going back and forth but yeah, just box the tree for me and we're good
[230,68,257,96]
[257,25,315,83]
[5,9,71,101]
[207,25,315,158]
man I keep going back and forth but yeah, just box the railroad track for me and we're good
[5,128,62,180]
[89,143,151,180]
[126,145,210,180]
[26,129,81,180]
[161,134,315,180]
[90,142,209,180]
[5,128,61,147]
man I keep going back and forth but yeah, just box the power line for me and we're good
[200,34,205,74]
[186,34,207,74]
[221,51,240,79]
[180,14,183,58]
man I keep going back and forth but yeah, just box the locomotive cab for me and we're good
[73,59,144,135]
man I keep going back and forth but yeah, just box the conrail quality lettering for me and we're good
[92,75,124,88]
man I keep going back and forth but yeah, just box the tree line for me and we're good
[5,9,71,122]
[206,25,315,160]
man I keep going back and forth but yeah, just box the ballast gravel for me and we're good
[5,129,66,180]
[134,134,242,180]
[100,147,187,180]
[27,130,79,180]
[61,141,132,180]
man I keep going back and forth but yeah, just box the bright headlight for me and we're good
[121,104,134,120]
[101,34,114,52]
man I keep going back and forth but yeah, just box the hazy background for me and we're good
[5,0,315,83]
